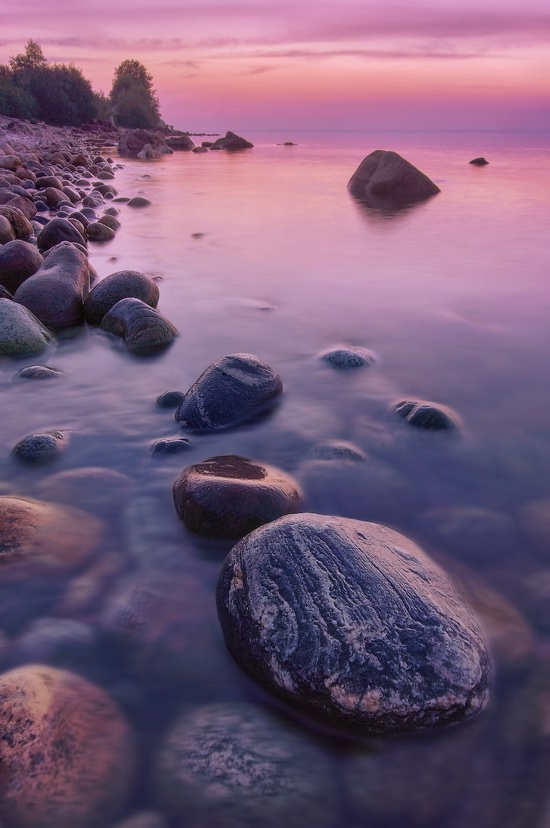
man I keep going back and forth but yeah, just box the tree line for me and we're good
[0,41,161,129]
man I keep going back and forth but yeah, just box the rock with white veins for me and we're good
[216,513,491,736]
[175,353,283,432]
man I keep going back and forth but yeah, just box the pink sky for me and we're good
[1,0,549,131]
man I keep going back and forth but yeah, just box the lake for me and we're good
[1,129,549,827]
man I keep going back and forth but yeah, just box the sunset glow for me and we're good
[1,0,549,131]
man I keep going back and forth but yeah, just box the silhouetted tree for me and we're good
[111,59,160,128]
[9,40,47,74]
[0,65,37,119]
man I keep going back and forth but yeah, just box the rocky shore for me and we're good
[0,116,548,828]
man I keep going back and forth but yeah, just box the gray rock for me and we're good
[166,134,195,151]
[173,455,303,538]
[35,175,63,190]
[12,430,70,464]
[175,353,282,432]
[0,299,53,357]
[210,131,254,150]
[348,150,440,207]
[156,390,186,408]
[320,345,376,369]
[151,438,191,457]
[217,513,491,735]
[390,398,462,431]
[127,196,151,208]
[153,703,335,828]
[14,365,63,380]
[37,217,87,252]
[86,222,115,242]
[0,239,43,293]
[84,270,159,325]
[100,297,178,354]
[14,241,90,329]
[98,214,121,232]
[118,130,172,158]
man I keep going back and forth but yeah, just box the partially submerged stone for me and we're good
[156,389,186,408]
[151,437,191,457]
[0,299,53,357]
[390,398,462,431]
[309,439,367,462]
[100,297,178,354]
[153,703,335,828]
[348,150,440,207]
[469,157,489,166]
[320,345,376,369]
[118,130,172,158]
[217,513,491,735]
[175,353,282,432]
[210,130,253,150]
[12,430,70,464]
[0,665,134,828]
[84,270,159,325]
[14,364,63,380]
[173,455,303,538]
[127,196,151,208]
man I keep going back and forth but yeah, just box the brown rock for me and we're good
[348,150,440,207]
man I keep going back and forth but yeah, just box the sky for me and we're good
[1,0,549,132]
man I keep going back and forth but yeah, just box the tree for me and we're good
[110,59,160,128]
[9,40,47,74]
[0,65,37,119]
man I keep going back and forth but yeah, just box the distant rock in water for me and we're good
[175,353,282,432]
[390,399,462,431]
[348,150,440,208]
[166,134,195,151]
[469,157,489,166]
[320,345,376,369]
[210,131,254,150]
[217,513,492,736]
[127,197,151,208]
[117,130,172,158]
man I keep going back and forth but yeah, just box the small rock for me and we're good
[390,398,462,431]
[100,297,178,354]
[0,299,53,357]
[86,221,116,242]
[84,270,159,325]
[320,345,376,369]
[12,430,70,464]
[309,439,367,462]
[127,196,151,208]
[151,438,191,457]
[14,365,63,380]
[469,157,489,166]
[156,390,186,408]
[348,150,440,207]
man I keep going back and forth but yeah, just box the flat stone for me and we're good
[14,365,63,380]
[175,353,282,432]
[153,703,335,828]
[217,513,491,735]
[173,455,303,538]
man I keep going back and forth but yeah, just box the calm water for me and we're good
[2,130,550,826]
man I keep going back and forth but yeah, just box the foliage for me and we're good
[9,40,47,74]
[111,59,160,128]
[0,65,37,119]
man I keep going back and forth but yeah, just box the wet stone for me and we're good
[35,466,135,521]
[175,353,283,432]
[84,270,159,325]
[101,297,178,354]
[390,398,462,431]
[156,389,186,408]
[0,299,53,357]
[6,617,101,679]
[217,513,492,736]
[127,196,151,208]
[320,344,376,369]
[309,439,367,462]
[12,430,70,464]
[173,455,303,539]
[14,365,63,380]
[151,437,191,457]
[153,702,335,828]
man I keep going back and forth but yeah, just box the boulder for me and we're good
[390,398,462,431]
[153,703,335,828]
[469,157,489,166]
[166,134,195,151]
[35,174,63,190]
[117,130,172,158]
[0,205,33,239]
[0,239,43,293]
[137,144,168,160]
[0,155,21,171]
[98,214,121,231]
[0,213,16,242]
[175,353,283,432]
[173,455,302,538]
[347,150,440,207]
[0,665,134,828]
[37,217,87,252]
[210,131,254,150]
[0,299,53,357]
[4,193,37,219]
[84,270,159,324]
[43,186,67,208]
[217,513,491,735]
[100,297,178,354]
[14,241,90,328]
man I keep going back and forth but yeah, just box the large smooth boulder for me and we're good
[173,455,303,538]
[0,213,16,242]
[347,150,440,207]
[210,131,253,150]
[100,297,178,353]
[166,134,195,151]
[14,241,90,328]
[0,299,53,357]
[153,703,335,828]
[84,270,159,324]
[217,514,491,735]
[0,665,134,828]
[37,217,86,252]
[117,130,172,158]
[0,239,43,293]
[175,353,282,432]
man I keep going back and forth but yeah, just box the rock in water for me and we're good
[0,299,53,357]
[175,353,282,432]
[469,157,489,166]
[100,297,178,354]
[0,665,134,828]
[173,455,302,538]
[390,398,462,431]
[216,513,491,736]
[84,270,159,325]
[347,150,440,207]
[209,131,253,150]
[153,703,335,828]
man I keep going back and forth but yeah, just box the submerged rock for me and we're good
[12,430,70,464]
[153,703,335,828]
[127,196,151,208]
[320,344,376,369]
[348,150,440,207]
[469,157,489,166]
[100,297,178,354]
[118,130,172,158]
[166,134,195,151]
[217,513,491,735]
[0,665,134,828]
[151,437,191,457]
[175,353,282,432]
[156,389,186,408]
[14,365,63,380]
[84,270,159,325]
[308,439,367,462]
[173,455,302,538]
[390,398,462,431]
[0,299,53,357]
